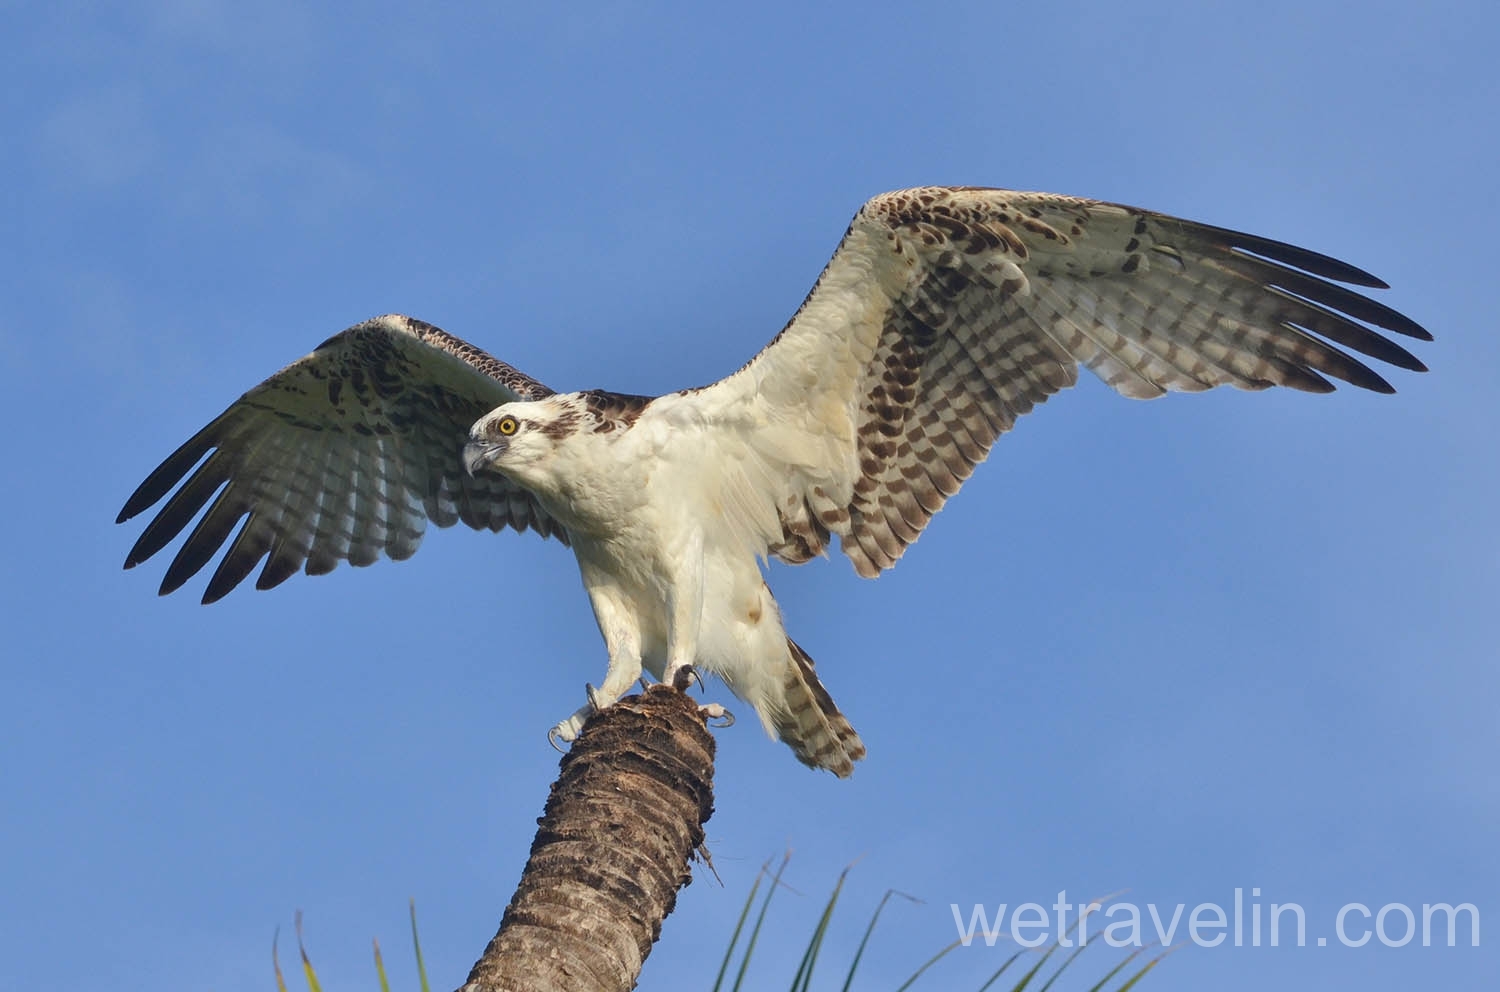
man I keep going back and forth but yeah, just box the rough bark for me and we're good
[456,682,717,992]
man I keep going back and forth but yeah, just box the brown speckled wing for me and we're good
[118,314,566,603]
[709,187,1430,577]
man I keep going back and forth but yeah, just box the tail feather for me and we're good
[774,638,867,777]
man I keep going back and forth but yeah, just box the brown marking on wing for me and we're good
[720,187,1429,576]
[118,314,567,603]
[581,389,654,433]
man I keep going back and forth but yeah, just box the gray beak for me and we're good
[463,440,498,478]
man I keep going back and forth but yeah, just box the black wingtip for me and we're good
[123,542,152,570]
[1220,229,1390,289]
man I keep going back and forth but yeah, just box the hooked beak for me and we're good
[463,440,501,478]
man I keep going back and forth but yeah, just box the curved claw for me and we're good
[546,726,569,753]
[585,682,605,713]
[699,702,735,728]
[668,664,705,693]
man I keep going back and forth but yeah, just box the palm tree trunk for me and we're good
[456,682,717,992]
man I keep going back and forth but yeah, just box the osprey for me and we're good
[118,187,1430,776]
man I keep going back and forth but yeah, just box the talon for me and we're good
[585,682,605,713]
[700,702,734,728]
[549,712,586,752]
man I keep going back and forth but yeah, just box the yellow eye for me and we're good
[497,416,518,436]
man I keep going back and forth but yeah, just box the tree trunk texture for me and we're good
[456,682,717,992]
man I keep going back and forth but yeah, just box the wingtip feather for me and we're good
[1220,231,1389,289]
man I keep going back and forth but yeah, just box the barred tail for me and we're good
[774,638,867,777]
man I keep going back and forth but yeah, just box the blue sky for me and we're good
[4,1,1496,989]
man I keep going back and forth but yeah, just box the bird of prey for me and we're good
[117,186,1430,777]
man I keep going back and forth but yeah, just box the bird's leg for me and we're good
[551,586,643,748]
[661,530,705,690]
[662,532,728,730]
[548,651,643,748]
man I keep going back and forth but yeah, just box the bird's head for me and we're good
[463,397,583,490]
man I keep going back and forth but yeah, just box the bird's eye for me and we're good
[497,416,519,436]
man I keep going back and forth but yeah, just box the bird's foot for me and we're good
[665,662,703,693]
[547,716,583,752]
[700,702,734,728]
[546,683,612,751]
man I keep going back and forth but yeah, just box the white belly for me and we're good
[569,514,789,732]
[538,409,796,729]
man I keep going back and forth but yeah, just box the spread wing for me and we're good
[680,186,1431,577]
[117,314,566,603]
